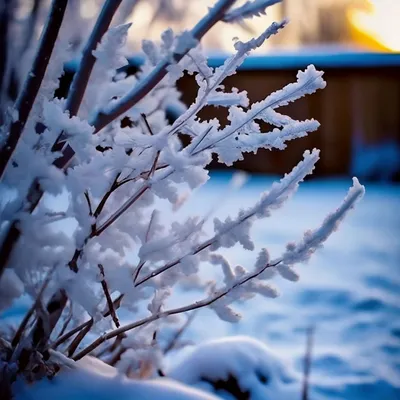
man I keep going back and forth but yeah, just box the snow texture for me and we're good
[14,355,220,400]
[169,336,301,400]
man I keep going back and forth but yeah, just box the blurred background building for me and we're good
[8,0,400,180]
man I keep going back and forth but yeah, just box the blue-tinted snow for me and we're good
[2,175,399,399]
[162,173,400,400]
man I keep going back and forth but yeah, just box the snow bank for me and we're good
[14,355,220,400]
[169,336,304,400]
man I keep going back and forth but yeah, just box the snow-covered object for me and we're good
[0,0,364,386]
[13,355,220,400]
[169,336,302,400]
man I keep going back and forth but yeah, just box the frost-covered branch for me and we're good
[89,0,237,134]
[163,20,287,139]
[0,0,68,179]
[0,0,366,386]
[135,149,320,286]
[73,176,364,360]
[73,258,281,361]
[98,264,120,328]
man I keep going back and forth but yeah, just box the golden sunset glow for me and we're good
[348,0,400,51]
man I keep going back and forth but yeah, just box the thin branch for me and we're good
[0,0,69,179]
[67,320,93,357]
[95,332,125,358]
[163,311,198,355]
[134,215,242,286]
[98,264,120,328]
[301,325,315,400]
[193,71,320,155]
[89,0,237,134]
[0,177,41,279]
[93,175,120,218]
[30,289,68,351]
[133,210,157,283]
[84,191,93,216]
[73,259,281,360]
[51,294,123,349]
[20,0,42,56]
[141,113,160,178]
[93,184,149,237]
[141,113,154,135]
[11,266,55,349]
[56,305,73,339]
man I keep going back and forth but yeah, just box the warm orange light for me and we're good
[348,0,400,52]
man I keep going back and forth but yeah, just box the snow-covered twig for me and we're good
[163,311,198,355]
[164,20,287,139]
[11,265,55,350]
[89,0,237,133]
[74,175,364,360]
[73,259,281,361]
[0,0,68,180]
[301,325,315,400]
[136,149,319,286]
[98,264,120,328]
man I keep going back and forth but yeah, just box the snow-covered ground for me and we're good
[162,173,400,400]
[2,173,399,399]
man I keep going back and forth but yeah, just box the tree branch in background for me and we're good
[10,266,56,351]
[301,325,315,400]
[163,311,198,355]
[20,0,42,56]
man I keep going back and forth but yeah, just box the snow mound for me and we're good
[14,355,220,400]
[168,336,303,400]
